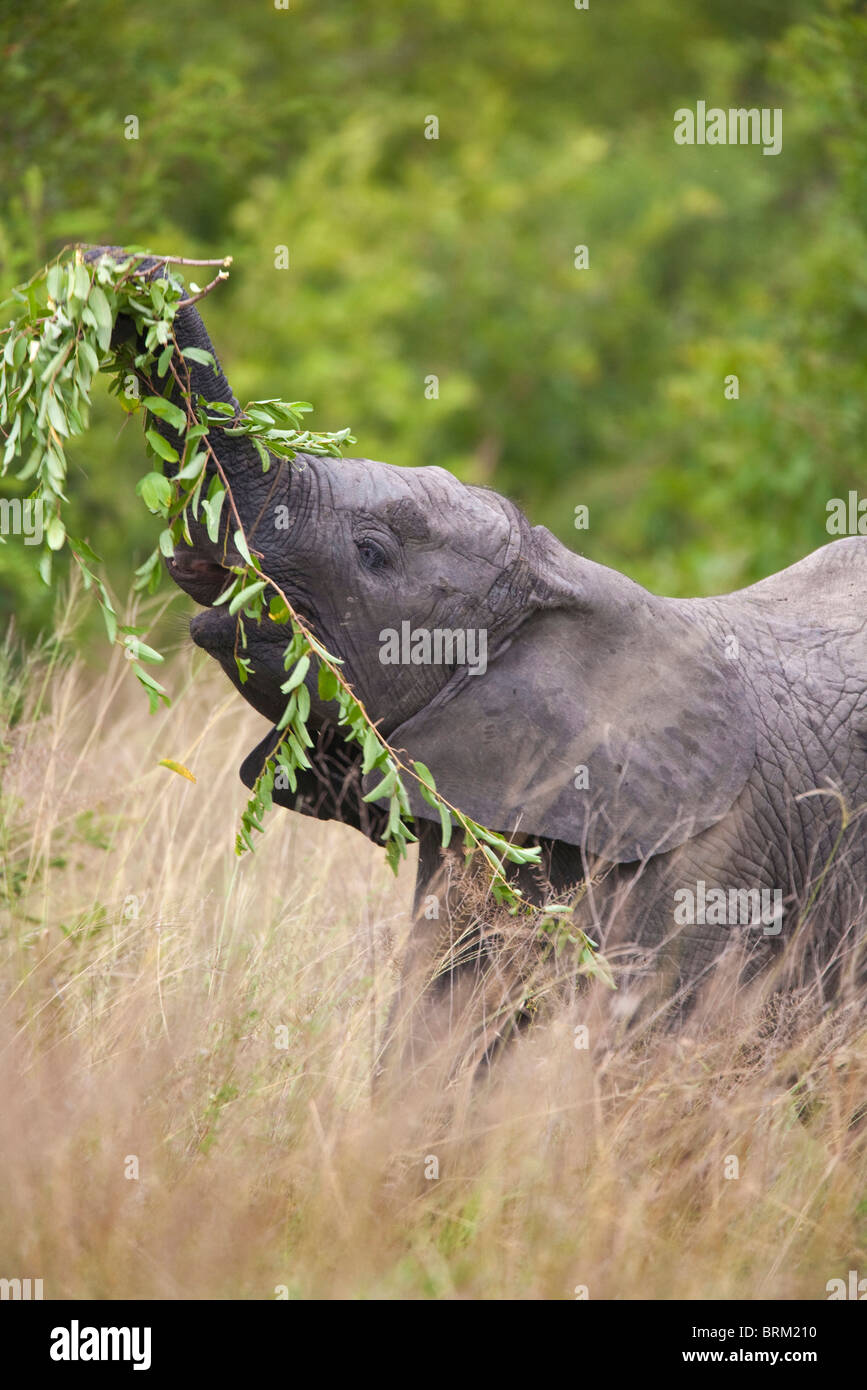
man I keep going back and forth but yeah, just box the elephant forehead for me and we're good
[315,457,515,551]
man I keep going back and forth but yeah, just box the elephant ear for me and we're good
[240,722,388,841]
[382,570,756,864]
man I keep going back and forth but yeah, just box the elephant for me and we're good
[108,256,867,1058]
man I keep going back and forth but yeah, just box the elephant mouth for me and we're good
[184,573,294,659]
[171,543,304,683]
[188,604,289,724]
[168,546,239,655]
[167,547,234,607]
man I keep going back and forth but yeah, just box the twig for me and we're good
[151,255,233,268]
[177,270,231,308]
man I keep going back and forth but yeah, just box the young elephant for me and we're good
[133,280,866,1045]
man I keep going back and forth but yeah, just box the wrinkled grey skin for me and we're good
[115,267,866,1046]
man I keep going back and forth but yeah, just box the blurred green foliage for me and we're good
[1,0,864,647]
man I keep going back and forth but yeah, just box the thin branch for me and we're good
[177,270,231,308]
[156,255,233,268]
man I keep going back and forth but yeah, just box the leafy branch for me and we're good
[0,246,611,984]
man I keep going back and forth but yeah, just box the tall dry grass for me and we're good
[0,607,865,1300]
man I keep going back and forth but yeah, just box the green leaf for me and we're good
[136,470,173,513]
[175,451,206,482]
[268,594,290,623]
[133,663,168,698]
[411,761,453,848]
[46,515,66,550]
[88,285,113,351]
[16,448,43,481]
[362,727,382,775]
[318,665,339,701]
[100,596,117,644]
[126,638,164,664]
[78,339,100,376]
[143,395,187,431]
[276,697,295,731]
[46,395,69,436]
[181,346,217,370]
[286,730,312,769]
[145,429,179,464]
[72,536,102,563]
[73,263,90,301]
[233,527,253,565]
[296,682,310,723]
[280,654,310,692]
[228,579,267,615]
[46,265,64,301]
[201,487,225,543]
[212,575,240,607]
[133,549,161,579]
[252,437,271,472]
[363,767,397,803]
[412,760,437,803]
[386,795,403,838]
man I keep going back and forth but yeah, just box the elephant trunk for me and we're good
[151,299,272,530]
[85,247,270,597]
[141,285,267,593]
[85,244,264,485]
[155,298,269,596]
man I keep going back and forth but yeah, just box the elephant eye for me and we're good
[356,537,388,572]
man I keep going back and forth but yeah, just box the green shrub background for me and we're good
[1,0,864,646]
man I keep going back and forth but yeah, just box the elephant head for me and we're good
[140,291,755,867]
